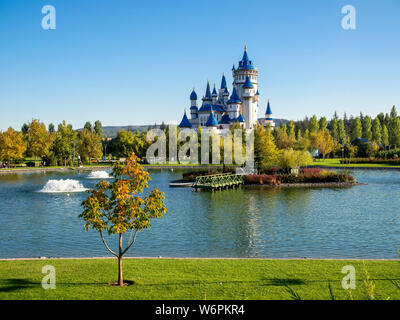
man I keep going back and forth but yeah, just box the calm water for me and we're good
[0,169,399,259]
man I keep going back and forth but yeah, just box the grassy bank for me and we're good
[1,258,400,300]
[313,159,400,168]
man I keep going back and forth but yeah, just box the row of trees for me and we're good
[0,120,103,167]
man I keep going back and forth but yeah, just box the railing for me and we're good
[192,173,245,190]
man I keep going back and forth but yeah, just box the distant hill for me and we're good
[101,125,155,138]
[99,119,290,138]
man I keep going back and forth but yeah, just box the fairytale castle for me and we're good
[178,46,275,130]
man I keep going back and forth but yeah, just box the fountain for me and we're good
[39,179,88,193]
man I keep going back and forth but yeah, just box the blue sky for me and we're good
[0,0,399,130]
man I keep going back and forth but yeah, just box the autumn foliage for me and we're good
[80,153,168,286]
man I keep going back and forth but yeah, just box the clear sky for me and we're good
[0,0,399,131]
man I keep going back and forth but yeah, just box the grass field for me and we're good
[1,258,400,300]
[313,159,400,168]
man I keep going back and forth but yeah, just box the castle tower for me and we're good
[232,45,259,129]
[212,84,218,104]
[226,87,242,120]
[263,99,275,128]
[202,80,212,105]
[218,73,227,100]
[190,89,198,120]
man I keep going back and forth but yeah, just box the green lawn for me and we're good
[314,159,400,168]
[1,258,399,300]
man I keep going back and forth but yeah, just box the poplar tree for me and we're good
[351,118,362,141]
[362,116,372,141]
[372,118,382,144]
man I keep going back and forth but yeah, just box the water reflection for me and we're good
[0,169,399,259]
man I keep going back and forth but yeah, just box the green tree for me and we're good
[53,121,78,166]
[309,115,319,133]
[329,117,338,142]
[362,116,372,141]
[382,125,389,146]
[94,120,103,138]
[389,116,400,147]
[80,153,168,286]
[371,118,382,144]
[319,117,328,131]
[113,130,145,158]
[78,128,103,163]
[278,149,313,173]
[337,119,347,144]
[84,121,93,132]
[351,118,362,141]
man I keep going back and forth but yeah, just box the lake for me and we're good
[0,169,399,259]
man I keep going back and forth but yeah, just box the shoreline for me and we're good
[0,256,398,261]
[1,164,400,175]
[244,181,364,188]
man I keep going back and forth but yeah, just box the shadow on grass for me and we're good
[0,279,39,293]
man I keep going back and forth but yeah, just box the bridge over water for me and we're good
[192,173,245,191]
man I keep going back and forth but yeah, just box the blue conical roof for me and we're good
[190,89,197,100]
[205,81,212,99]
[238,45,255,70]
[243,76,253,88]
[227,87,242,104]
[205,112,219,127]
[219,113,231,124]
[232,64,235,71]
[220,73,227,89]
[236,114,245,122]
[265,100,272,115]
[179,112,192,128]
[212,84,217,96]
[256,89,260,95]
[223,87,229,95]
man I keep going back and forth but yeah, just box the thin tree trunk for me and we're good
[118,233,123,286]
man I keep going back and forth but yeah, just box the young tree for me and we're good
[0,128,26,166]
[78,128,103,163]
[80,153,168,286]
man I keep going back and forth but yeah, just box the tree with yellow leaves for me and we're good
[25,119,54,162]
[313,129,335,160]
[0,127,26,167]
[80,153,168,286]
